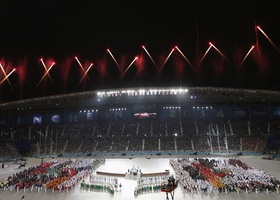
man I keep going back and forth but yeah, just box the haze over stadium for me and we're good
[0,1,280,102]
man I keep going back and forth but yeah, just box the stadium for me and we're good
[1,40,280,199]
[1,86,280,158]
[1,20,280,200]
[2,1,280,200]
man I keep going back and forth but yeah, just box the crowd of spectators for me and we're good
[0,143,20,159]
[0,118,279,158]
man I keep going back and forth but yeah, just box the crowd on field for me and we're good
[170,157,280,194]
[0,158,92,192]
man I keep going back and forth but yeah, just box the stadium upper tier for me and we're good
[0,87,279,157]
[0,86,280,112]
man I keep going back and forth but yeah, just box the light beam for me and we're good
[209,42,232,64]
[107,49,121,71]
[159,48,175,72]
[0,63,13,89]
[121,57,138,78]
[74,56,93,82]
[175,46,194,69]
[198,45,212,67]
[142,45,158,69]
[75,63,93,89]
[34,62,55,91]
[0,68,16,86]
[257,26,280,55]
[239,45,255,66]
[40,58,55,86]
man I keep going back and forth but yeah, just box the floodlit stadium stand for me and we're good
[0,86,280,160]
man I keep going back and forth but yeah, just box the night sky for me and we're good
[0,0,280,102]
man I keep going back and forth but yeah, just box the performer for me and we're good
[168,175,175,187]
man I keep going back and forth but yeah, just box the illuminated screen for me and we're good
[133,112,157,119]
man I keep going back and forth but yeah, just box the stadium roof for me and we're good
[0,86,280,112]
